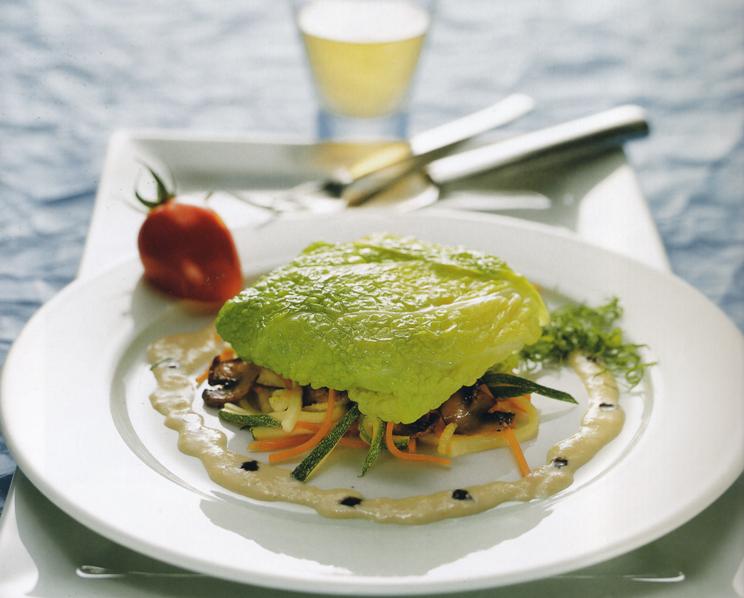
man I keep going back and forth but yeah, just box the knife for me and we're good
[320,94,535,196]
[345,104,650,208]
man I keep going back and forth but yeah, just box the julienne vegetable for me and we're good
[204,355,573,479]
[135,166,243,303]
[480,372,577,403]
[218,410,281,429]
[360,417,385,476]
[291,405,361,481]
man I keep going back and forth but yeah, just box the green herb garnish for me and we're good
[520,298,651,387]
[482,372,577,404]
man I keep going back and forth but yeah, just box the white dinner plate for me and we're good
[2,211,742,595]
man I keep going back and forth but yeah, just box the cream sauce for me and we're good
[148,327,624,524]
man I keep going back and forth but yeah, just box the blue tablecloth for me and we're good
[1,0,742,510]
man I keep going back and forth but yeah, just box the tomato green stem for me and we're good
[135,164,174,209]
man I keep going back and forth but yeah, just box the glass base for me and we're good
[317,109,409,141]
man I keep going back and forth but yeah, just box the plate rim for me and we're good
[2,211,742,595]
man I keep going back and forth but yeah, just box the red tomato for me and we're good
[135,168,242,303]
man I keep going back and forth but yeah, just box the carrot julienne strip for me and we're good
[483,384,528,413]
[488,394,529,413]
[339,436,368,449]
[502,426,531,477]
[407,437,417,453]
[385,422,451,467]
[269,389,337,463]
[294,421,321,432]
[249,434,314,452]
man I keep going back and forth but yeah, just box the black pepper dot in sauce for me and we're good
[240,460,259,472]
[599,402,616,410]
[552,457,569,468]
[452,489,473,501]
[340,496,363,507]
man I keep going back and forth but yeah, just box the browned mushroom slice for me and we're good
[208,357,252,387]
[393,411,440,437]
[439,385,497,434]
[302,387,350,409]
[303,386,329,406]
[202,387,239,409]
[202,362,259,408]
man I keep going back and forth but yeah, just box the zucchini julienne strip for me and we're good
[360,416,384,476]
[218,410,281,429]
[482,372,577,404]
[292,405,361,482]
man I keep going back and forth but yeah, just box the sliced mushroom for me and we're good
[301,387,349,407]
[439,385,496,434]
[393,411,440,437]
[303,387,329,406]
[202,358,259,408]
[207,357,253,387]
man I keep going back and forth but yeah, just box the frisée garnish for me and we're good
[520,297,652,387]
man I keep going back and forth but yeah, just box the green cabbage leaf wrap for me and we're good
[216,234,548,423]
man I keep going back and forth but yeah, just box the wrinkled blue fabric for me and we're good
[1,0,742,511]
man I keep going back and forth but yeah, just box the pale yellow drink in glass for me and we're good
[298,0,430,119]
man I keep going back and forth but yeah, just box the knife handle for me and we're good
[426,105,649,185]
[408,93,535,157]
[339,94,535,185]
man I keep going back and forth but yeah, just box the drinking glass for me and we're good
[295,0,434,140]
